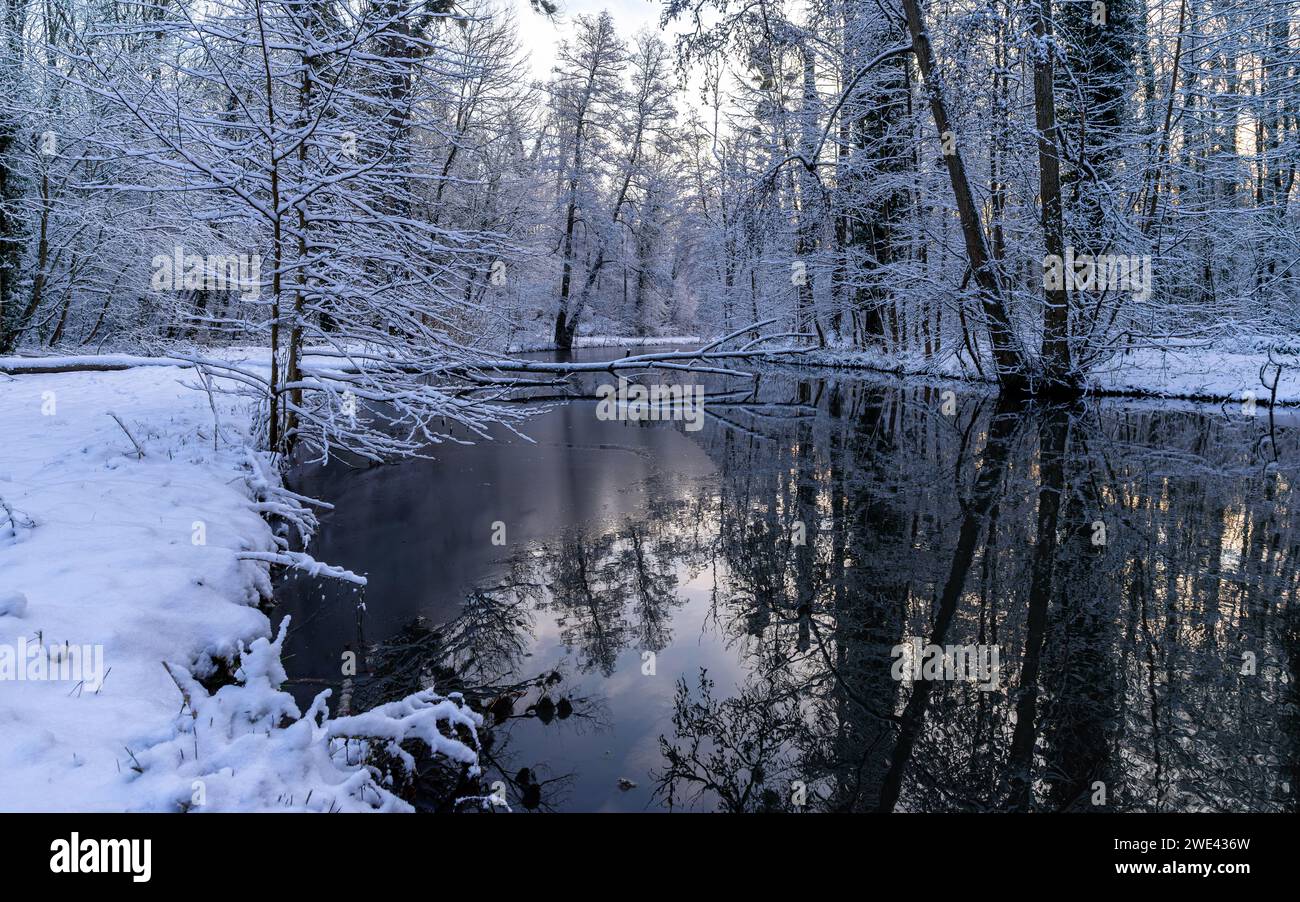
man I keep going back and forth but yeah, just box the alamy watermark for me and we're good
[0,639,106,692]
[595,376,705,432]
[1043,247,1151,301]
[891,638,1000,691]
[50,833,151,882]
[151,246,261,299]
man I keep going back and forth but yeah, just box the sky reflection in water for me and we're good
[277,354,1300,813]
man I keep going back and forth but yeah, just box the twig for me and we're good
[106,412,146,459]
[162,661,199,721]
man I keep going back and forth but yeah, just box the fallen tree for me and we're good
[0,321,814,462]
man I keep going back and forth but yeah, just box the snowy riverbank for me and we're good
[506,334,702,353]
[0,360,481,812]
[1,334,1295,812]
[494,329,1300,406]
[786,338,1300,406]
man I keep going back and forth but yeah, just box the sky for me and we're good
[509,0,675,82]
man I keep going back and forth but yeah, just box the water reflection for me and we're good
[277,371,1300,813]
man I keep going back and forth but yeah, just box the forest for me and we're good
[2,0,1297,432]
[1,0,1298,825]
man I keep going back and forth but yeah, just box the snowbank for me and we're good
[0,362,480,811]
[507,334,701,353]
[790,339,1300,405]
[1087,345,1299,404]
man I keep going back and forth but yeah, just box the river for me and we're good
[275,347,1300,812]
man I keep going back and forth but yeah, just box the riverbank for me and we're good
[5,335,1296,407]
[773,339,1300,406]
[488,331,1300,406]
[1,340,1293,811]
[506,334,702,354]
[0,359,480,811]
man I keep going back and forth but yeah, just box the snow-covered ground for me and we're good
[0,360,481,812]
[1087,344,1298,404]
[506,334,701,353]
[792,338,1300,405]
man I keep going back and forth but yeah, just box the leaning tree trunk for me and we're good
[900,0,1028,387]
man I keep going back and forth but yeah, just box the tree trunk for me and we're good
[899,0,1027,385]
[1032,0,1073,387]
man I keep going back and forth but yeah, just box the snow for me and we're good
[0,354,194,374]
[0,360,480,811]
[130,620,481,812]
[792,337,1300,405]
[0,592,27,617]
[507,334,702,353]
[0,334,1292,812]
[1087,345,1297,404]
[236,551,367,585]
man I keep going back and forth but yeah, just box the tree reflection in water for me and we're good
[650,384,1299,812]
[350,587,605,812]
[355,377,1300,812]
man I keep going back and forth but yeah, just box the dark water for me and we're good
[276,348,1300,813]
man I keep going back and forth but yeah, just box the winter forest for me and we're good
[2,0,1300,824]
[4,0,1300,415]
